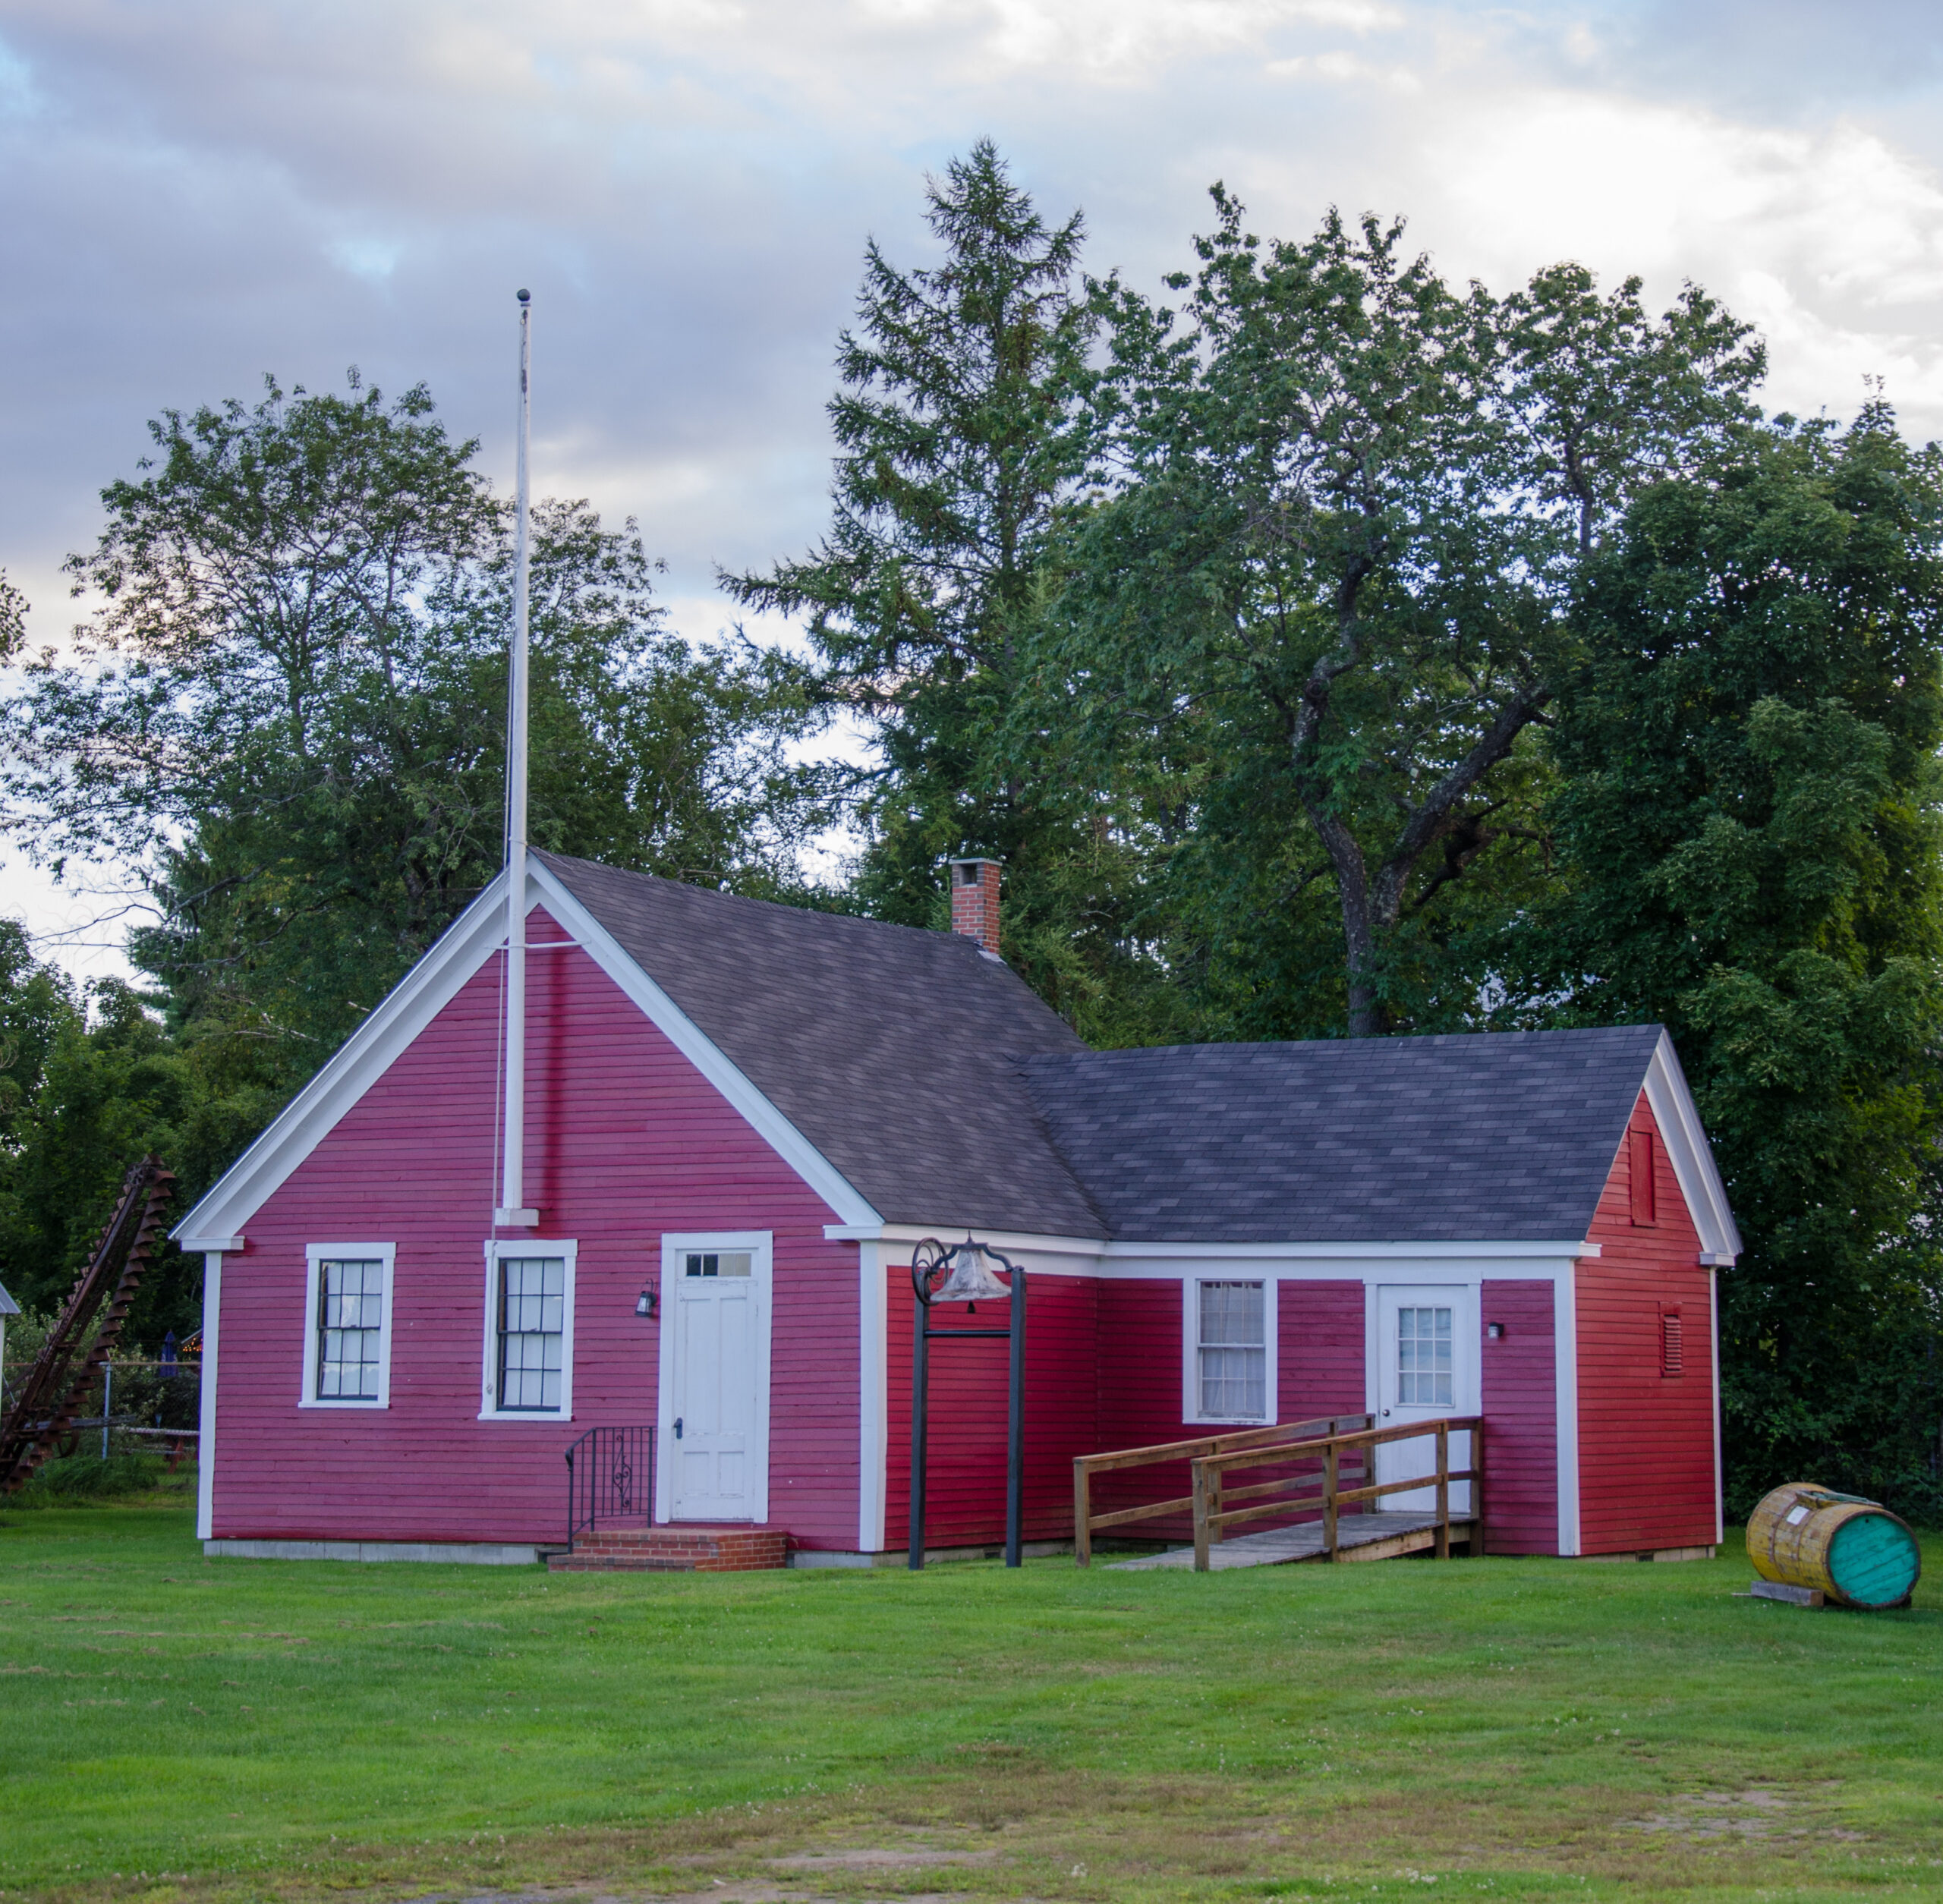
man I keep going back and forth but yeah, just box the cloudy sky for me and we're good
[5,0,1943,969]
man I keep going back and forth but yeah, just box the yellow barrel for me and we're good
[1747,1483,1921,1610]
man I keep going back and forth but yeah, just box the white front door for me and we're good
[662,1236,772,1522]
[1374,1285,1475,1515]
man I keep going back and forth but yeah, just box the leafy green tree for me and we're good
[1534,408,1943,1513]
[721,142,1164,1037]
[0,929,242,1348]
[1047,200,1764,1035]
[4,375,831,1094]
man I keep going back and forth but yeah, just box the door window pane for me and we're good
[1397,1305,1453,1406]
[497,1257,566,1411]
[685,1252,751,1277]
[317,1260,384,1400]
[1198,1280,1266,1419]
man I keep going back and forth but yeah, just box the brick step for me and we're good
[549,1525,790,1574]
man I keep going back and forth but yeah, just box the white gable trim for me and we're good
[1640,1031,1741,1262]
[175,865,879,1248]
[529,861,878,1229]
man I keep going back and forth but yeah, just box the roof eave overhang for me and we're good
[1641,1029,1742,1262]
[828,1221,1602,1262]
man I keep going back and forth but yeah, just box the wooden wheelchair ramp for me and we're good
[1110,1512,1478,1571]
[1075,1414,1484,1574]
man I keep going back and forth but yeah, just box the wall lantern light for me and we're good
[635,1282,658,1320]
[909,1237,1027,1572]
[1486,1322,1505,1339]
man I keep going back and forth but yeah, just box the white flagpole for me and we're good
[498,288,536,1227]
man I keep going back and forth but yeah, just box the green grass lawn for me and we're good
[2,1489,1940,1904]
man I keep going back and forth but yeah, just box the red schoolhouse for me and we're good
[176,852,1738,1566]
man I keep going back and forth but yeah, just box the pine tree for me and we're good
[723,143,1162,1037]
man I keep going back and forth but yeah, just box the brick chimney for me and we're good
[949,858,1002,957]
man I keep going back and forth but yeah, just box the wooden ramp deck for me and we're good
[1110,1512,1477,1571]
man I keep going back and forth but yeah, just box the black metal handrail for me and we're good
[563,1425,654,1550]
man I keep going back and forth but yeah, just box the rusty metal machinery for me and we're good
[0,1157,175,1493]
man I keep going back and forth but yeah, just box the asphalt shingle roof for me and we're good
[1019,1028,1666,1242]
[542,854,1663,1245]
[538,852,1102,1235]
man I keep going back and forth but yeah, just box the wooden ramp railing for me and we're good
[1191,1416,1485,1571]
[1072,1413,1375,1566]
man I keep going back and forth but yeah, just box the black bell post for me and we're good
[908,1237,1027,1569]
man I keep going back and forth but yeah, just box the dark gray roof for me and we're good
[0,1279,17,1318]
[540,855,1664,1244]
[1019,1027,1667,1242]
[537,852,1101,1235]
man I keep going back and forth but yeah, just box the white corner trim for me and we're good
[478,1238,578,1422]
[1642,1031,1742,1261]
[196,1252,222,1542]
[1708,1266,1724,1547]
[655,1231,774,1525]
[1555,1257,1581,1556]
[858,1240,888,1553]
[530,862,879,1231]
[299,1243,397,1409]
[1180,1273,1280,1426]
[172,877,515,1246]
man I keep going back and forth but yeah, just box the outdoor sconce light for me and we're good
[635,1282,658,1320]
[1487,1322,1505,1339]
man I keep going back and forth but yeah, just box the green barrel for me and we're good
[1747,1483,1921,1610]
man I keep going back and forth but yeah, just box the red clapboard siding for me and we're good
[1086,1278,1365,1544]
[1575,1093,1718,1553]
[883,1265,1099,1549]
[210,910,859,1550]
[1479,1279,1557,1554]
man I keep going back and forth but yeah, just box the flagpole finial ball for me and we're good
[516,288,531,303]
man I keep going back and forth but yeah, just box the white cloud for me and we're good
[1419,90,1943,429]
[5,0,1943,974]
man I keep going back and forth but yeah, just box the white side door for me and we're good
[1373,1284,1475,1515]
[660,1234,772,1522]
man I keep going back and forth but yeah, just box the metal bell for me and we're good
[933,1244,1011,1306]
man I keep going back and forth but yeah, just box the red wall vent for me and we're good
[1661,1308,1684,1377]
[1630,1127,1657,1226]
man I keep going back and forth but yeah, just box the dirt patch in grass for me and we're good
[21,1769,1916,1904]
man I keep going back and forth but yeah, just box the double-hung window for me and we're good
[1192,1279,1269,1421]
[480,1241,577,1419]
[301,1244,395,1408]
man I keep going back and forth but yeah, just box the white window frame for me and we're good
[479,1238,578,1421]
[1182,1274,1279,1425]
[655,1231,775,1524]
[300,1243,395,1409]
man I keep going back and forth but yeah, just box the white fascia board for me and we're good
[529,861,879,1230]
[841,1225,1595,1282]
[829,1223,1597,1267]
[1105,1238,1598,1261]
[1642,1030,1743,1261]
[826,1221,1106,1257]
[172,878,517,1247]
